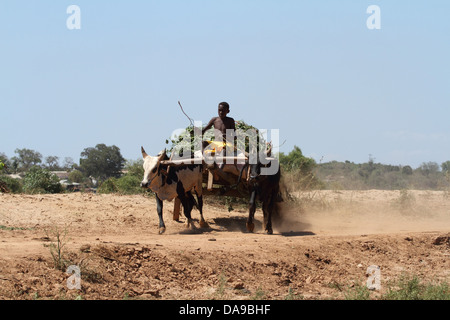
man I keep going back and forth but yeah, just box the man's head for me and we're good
[218,102,230,119]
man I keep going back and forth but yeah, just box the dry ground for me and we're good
[0,190,449,300]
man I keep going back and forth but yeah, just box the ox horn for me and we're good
[141,146,149,158]
[265,142,273,157]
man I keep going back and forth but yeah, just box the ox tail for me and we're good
[187,192,199,211]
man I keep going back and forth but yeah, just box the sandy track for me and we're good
[0,191,449,300]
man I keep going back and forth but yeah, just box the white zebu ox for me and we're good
[140,147,207,234]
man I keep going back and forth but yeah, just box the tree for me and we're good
[0,153,9,171]
[442,161,450,173]
[68,170,86,184]
[279,146,316,174]
[417,162,440,176]
[79,144,126,182]
[402,165,413,175]
[45,156,60,171]
[62,157,75,171]
[12,148,42,172]
[279,146,320,190]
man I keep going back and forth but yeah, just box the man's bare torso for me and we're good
[205,116,236,141]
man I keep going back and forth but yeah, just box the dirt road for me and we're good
[0,190,449,300]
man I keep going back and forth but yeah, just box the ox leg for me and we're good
[156,195,166,234]
[247,189,257,233]
[195,193,208,228]
[262,196,274,235]
[177,183,194,229]
[182,194,194,229]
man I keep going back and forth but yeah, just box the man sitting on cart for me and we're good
[202,102,245,172]
[202,102,235,154]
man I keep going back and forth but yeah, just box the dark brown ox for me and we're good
[245,146,282,235]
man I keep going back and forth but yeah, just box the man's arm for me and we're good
[202,118,216,135]
[226,118,237,150]
[227,117,236,136]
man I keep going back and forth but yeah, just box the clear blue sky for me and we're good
[1,0,449,168]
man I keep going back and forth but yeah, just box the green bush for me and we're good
[344,282,371,300]
[98,175,146,195]
[383,274,450,300]
[0,175,23,193]
[68,170,86,184]
[97,178,119,194]
[23,167,63,194]
[279,146,321,190]
[341,274,449,300]
[115,175,145,195]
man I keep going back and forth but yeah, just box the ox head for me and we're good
[140,146,166,188]
[249,143,273,182]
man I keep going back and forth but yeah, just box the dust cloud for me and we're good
[274,190,450,236]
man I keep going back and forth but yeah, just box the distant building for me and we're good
[51,171,70,180]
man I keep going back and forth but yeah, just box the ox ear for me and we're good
[157,149,166,160]
[141,146,149,159]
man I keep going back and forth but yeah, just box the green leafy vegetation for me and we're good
[45,226,71,271]
[22,167,63,194]
[168,120,267,157]
[344,283,371,300]
[97,159,147,195]
[279,146,321,191]
[79,144,126,183]
[339,274,449,300]
[383,274,450,300]
[97,175,147,195]
[0,174,22,193]
[1,144,129,194]
[2,138,450,195]
[315,159,450,190]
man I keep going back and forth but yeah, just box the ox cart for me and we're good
[141,144,281,234]
[159,153,279,222]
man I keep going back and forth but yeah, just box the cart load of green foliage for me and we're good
[167,120,268,158]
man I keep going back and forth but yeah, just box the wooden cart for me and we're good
[160,155,252,221]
